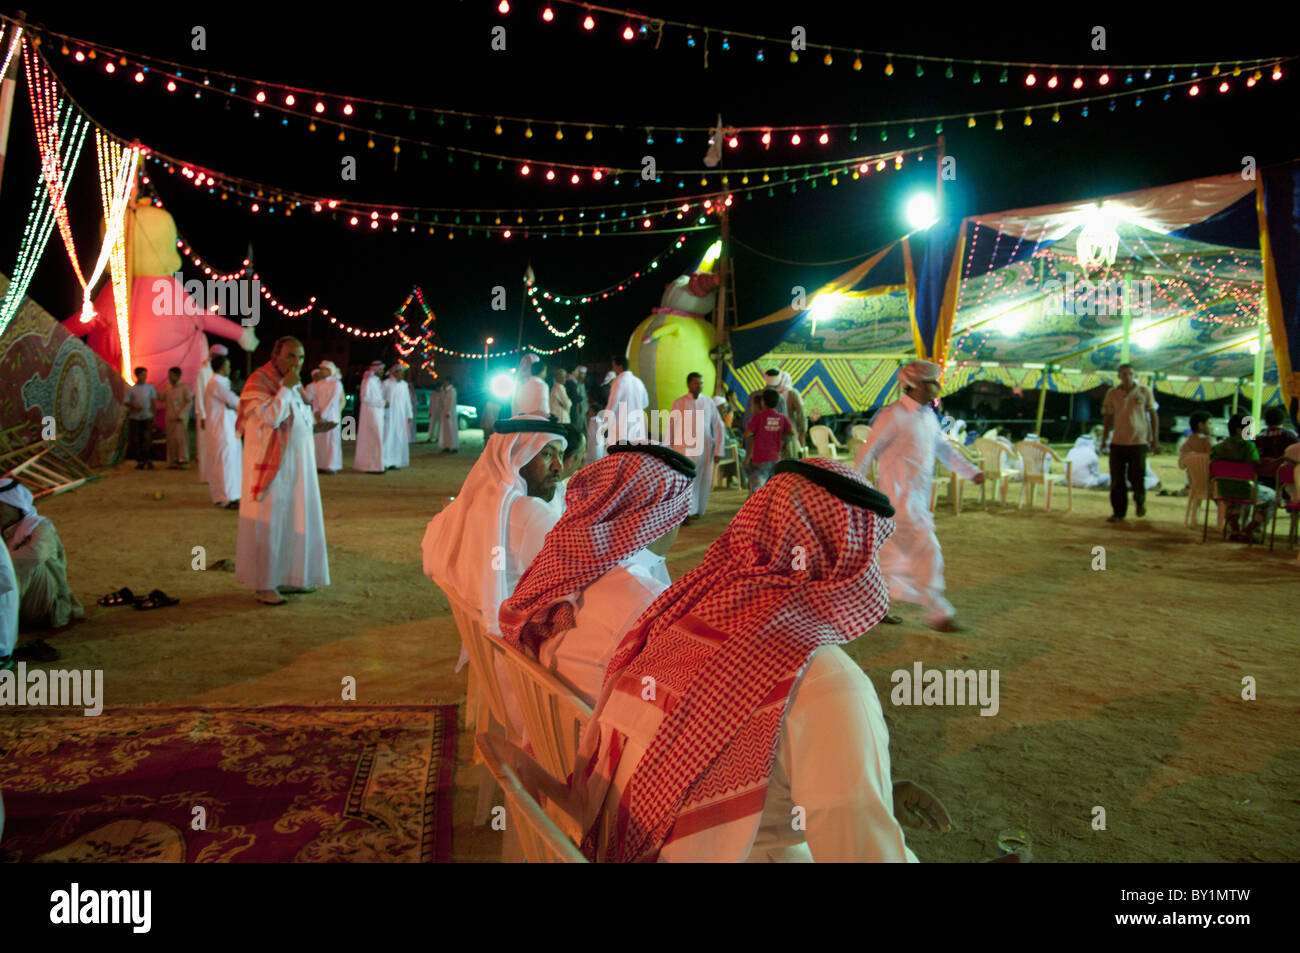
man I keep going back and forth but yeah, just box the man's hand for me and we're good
[312,420,338,434]
[893,780,952,832]
[971,472,986,485]
[283,366,300,389]
[1149,441,1160,454]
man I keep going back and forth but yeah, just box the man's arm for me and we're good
[934,430,981,480]
[853,408,896,476]
[1146,391,1160,451]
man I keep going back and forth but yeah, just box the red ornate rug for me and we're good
[0,705,457,862]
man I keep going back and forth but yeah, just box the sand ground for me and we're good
[11,434,1299,862]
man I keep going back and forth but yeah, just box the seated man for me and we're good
[1254,406,1299,490]
[548,423,587,517]
[574,458,949,862]
[1210,413,1275,542]
[1166,411,1214,497]
[1065,434,1108,488]
[0,479,85,630]
[499,444,694,706]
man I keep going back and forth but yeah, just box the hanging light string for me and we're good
[173,238,318,316]
[528,290,581,337]
[22,12,1288,137]
[531,233,688,303]
[0,21,20,80]
[94,130,140,374]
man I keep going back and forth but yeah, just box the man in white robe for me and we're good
[436,380,460,453]
[549,365,572,424]
[0,542,17,664]
[194,343,227,482]
[605,354,649,446]
[204,354,242,507]
[499,444,691,706]
[354,360,386,473]
[1066,434,1109,489]
[573,458,948,862]
[854,360,983,632]
[311,361,344,473]
[235,337,330,605]
[511,354,550,417]
[382,365,414,469]
[667,372,728,523]
[0,479,85,630]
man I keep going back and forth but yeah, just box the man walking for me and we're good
[1100,363,1159,522]
[162,366,193,469]
[668,372,727,522]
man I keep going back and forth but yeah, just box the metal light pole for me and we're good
[484,336,493,375]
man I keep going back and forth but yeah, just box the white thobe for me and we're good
[606,370,649,445]
[1066,439,1108,488]
[195,359,213,481]
[549,382,572,424]
[354,374,386,472]
[592,645,917,862]
[204,374,242,505]
[0,543,17,659]
[382,378,414,469]
[585,413,606,464]
[235,384,330,591]
[538,550,669,706]
[437,386,460,450]
[512,376,550,417]
[855,395,980,624]
[311,377,344,472]
[667,393,727,516]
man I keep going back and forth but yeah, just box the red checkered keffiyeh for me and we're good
[577,457,895,862]
[499,450,693,656]
[235,360,293,502]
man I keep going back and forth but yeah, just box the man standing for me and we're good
[204,354,242,508]
[606,354,649,445]
[566,365,588,424]
[354,360,386,473]
[499,444,693,705]
[764,368,808,457]
[311,361,344,474]
[124,367,161,470]
[511,354,550,417]
[550,365,572,424]
[1100,363,1159,522]
[162,367,193,470]
[383,364,414,469]
[743,389,792,494]
[668,372,727,523]
[235,337,330,606]
[195,343,228,482]
[854,360,983,632]
[437,378,460,453]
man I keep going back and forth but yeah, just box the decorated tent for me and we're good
[726,161,1300,429]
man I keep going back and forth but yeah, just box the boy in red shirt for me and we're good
[743,389,793,494]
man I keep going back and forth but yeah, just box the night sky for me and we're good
[3,2,1296,391]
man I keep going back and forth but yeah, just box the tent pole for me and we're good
[1232,381,1240,414]
[1120,309,1132,365]
[1251,321,1266,425]
[1034,365,1049,437]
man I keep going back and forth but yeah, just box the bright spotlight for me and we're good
[905,193,938,229]
[490,374,516,399]
[808,292,845,319]
[701,240,723,266]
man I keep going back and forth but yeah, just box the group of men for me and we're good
[423,403,949,862]
[353,360,415,473]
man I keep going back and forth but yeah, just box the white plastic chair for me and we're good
[1180,452,1215,529]
[850,424,872,443]
[475,733,587,863]
[447,597,514,826]
[930,443,979,515]
[972,438,1016,506]
[1013,440,1073,512]
[808,425,847,460]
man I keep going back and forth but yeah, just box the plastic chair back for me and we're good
[1208,459,1259,500]
[1182,452,1210,497]
[495,637,593,784]
[449,598,510,734]
[851,424,871,442]
[1014,440,1057,479]
[973,438,1008,475]
[475,733,588,864]
[808,425,839,458]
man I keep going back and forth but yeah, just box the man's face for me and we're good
[1118,366,1135,387]
[169,371,180,385]
[910,378,940,404]
[274,343,305,377]
[687,375,702,398]
[576,370,586,383]
[554,368,566,386]
[135,370,147,383]
[1194,419,1210,435]
[520,440,564,500]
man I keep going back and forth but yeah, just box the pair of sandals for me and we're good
[98,587,180,610]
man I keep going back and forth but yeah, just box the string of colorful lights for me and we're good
[531,234,688,304]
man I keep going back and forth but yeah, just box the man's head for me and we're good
[212,355,231,376]
[1264,406,1286,429]
[531,360,546,378]
[519,439,565,501]
[764,368,782,391]
[272,336,305,377]
[588,400,603,419]
[899,359,941,405]
[168,366,181,385]
[611,354,627,372]
[553,366,567,386]
[687,372,703,398]
[560,424,586,480]
[1190,411,1211,435]
[134,367,147,383]
[575,366,587,382]
[762,388,781,410]
[1228,412,1249,437]
[1117,363,1135,387]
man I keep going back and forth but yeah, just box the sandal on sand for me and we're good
[276,585,316,594]
[879,614,903,625]
[134,589,179,610]
[14,639,60,663]
[98,587,135,607]
[255,591,287,605]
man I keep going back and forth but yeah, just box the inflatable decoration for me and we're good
[61,200,258,391]
[627,247,723,413]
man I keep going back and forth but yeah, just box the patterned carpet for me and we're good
[0,705,457,862]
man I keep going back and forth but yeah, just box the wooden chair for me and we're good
[1269,463,1300,551]
[1013,440,1072,512]
[1205,460,1261,544]
[475,733,588,863]
[972,437,1016,506]
[808,425,847,460]
[1180,452,1214,529]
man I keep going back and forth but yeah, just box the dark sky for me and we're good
[3,1,1296,386]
